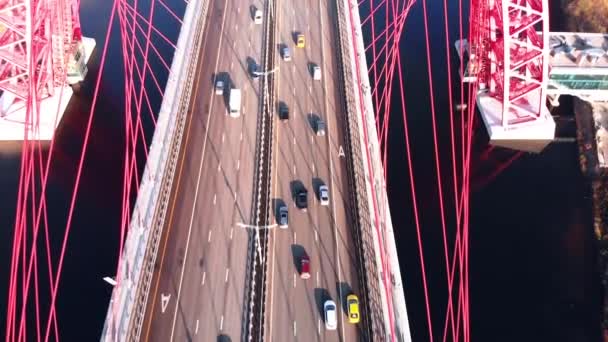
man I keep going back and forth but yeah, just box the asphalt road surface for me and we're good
[140,0,267,340]
[266,0,363,339]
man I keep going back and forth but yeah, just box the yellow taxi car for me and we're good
[346,294,360,324]
[296,33,305,48]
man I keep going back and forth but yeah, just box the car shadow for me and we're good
[336,282,353,312]
[307,112,319,133]
[311,177,324,197]
[289,180,305,202]
[314,288,331,319]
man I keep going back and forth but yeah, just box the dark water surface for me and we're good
[0,0,600,341]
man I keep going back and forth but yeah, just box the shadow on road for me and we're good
[314,288,331,320]
[291,244,305,272]
[336,281,353,312]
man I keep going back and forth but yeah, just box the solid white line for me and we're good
[220,315,224,331]
[168,0,229,334]
[225,268,230,283]
[201,272,206,285]
[208,230,212,242]
[195,319,199,334]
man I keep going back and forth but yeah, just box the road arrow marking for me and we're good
[161,293,171,313]
[339,145,345,158]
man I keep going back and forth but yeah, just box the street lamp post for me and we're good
[253,67,279,77]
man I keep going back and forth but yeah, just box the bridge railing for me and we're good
[99,0,210,340]
[334,0,412,340]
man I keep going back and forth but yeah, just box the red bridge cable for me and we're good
[43,2,119,340]
[120,0,177,50]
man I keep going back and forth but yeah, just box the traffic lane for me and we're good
[141,0,227,338]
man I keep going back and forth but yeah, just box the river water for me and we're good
[0,0,600,341]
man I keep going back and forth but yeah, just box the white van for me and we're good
[312,64,321,80]
[253,9,263,24]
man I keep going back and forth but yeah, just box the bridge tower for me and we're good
[0,0,92,139]
[467,0,555,152]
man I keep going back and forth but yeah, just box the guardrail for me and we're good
[332,0,386,339]
[334,0,412,341]
[99,0,210,340]
[246,0,277,340]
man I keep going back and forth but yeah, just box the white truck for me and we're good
[229,88,241,117]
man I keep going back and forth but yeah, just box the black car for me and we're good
[295,189,308,210]
[278,102,289,120]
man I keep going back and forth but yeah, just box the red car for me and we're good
[300,253,311,279]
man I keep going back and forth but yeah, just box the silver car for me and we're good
[279,205,288,228]
[282,46,291,61]
[319,185,329,206]
[215,80,224,95]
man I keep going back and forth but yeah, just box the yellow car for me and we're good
[296,33,305,48]
[346,294,360,324]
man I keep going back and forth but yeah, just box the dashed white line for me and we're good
[312,163,315,173]
[213,193,217,205]
[208,230,212,242]
[310,135,313,143]
[201,272,206,285]
[235,24,238,30]
[293,87,296,95]
[230,228,234,240]
[293,273,296,288]
[220,315,224,331]
[317,319,321,334]
[316,271,319,285]
[294,320,297,336]
[315,230,318,241]
[294,231,297,244]
[230,61,234,69]
[249,40,251,47]
[237,159,240,170]
[225,268,230,282]
[195,319,199,334]
[217,163,221,172]
[240,132,243,141]
[293,136,296,145]
[222,132,225,143]
[293,165,296,174]
[234,191,238,202]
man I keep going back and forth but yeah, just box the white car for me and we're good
[319,185,329,206]
[324,300,337,330]
[312,64,321,80]
[253,9,263,24]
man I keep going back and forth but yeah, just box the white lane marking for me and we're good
[293,136,296,145]
[234,191,238,202]
[230,227,234,240]
[315,230,318,241]
[231,61,234,69]
[293,87,296,96]
[201,272,206,285]
[233,41,236,49]
[195,319,199,334]
[292,65,295,73]
[318,319,321,334]
[168,1,227,337]
[318,0,347,337]
[217,163,221,172]
[220,315,224,331]
[208,230,213,242]
[235,24,238,30]
[316,271,319,286]
[161,293,171,313]
[294,320,297,336]
[222,132,225,143]
[310,135,313,143]
[213,193,217,205]
[293,273,296,288]
[249,40,251,47]
[240,132,243,141]
[312,163,315,173]
[309,85,312,92]
[293,165,296,175]
[225,268,230,283]
[294,231,297,244]
[237,159,240,170]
